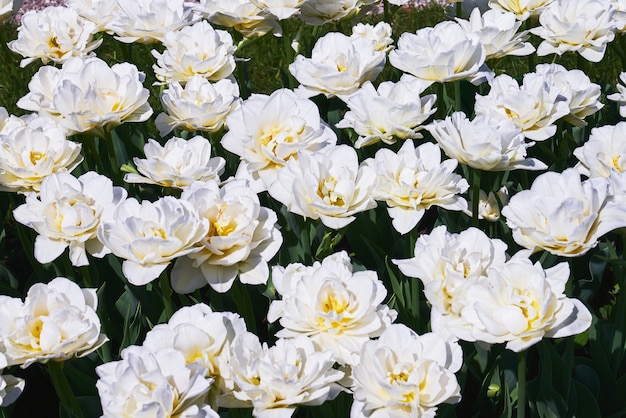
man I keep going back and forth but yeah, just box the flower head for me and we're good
[267,251,397,365]
[350,324,462,417]
[268,145,377,230]
[0,277,107,367]
[13,171,127,267]
[8,6,102,67]
[171,180,282,293]
[124,136,225,189]
[574,122,626,178]
[97,196,209,286]
[194,0,280,39]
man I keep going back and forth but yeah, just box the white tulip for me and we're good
[268,145,377,230]
[0,121,82,194]
[289,32,386,98]
[534,63,604,127]
[105,0,195,44]
[488,0,555,21]
[171,180,282,293]
[17,56,152,137]
[124,136,225,189]
[142,304,248,408]
[456,8,535,59]
[389,21,489,84]
[502,168,626,256]
[13,171,127,267]
[221,88,336,192]
[393,225,509,340]
[350,21,394,53]
[350,324,462,417]
[574,123,626,178]
[364,141,469,235]
[226,334,344,417]
[96,345,218,418]
[427,111,547,171]
[98,196,209,286]
[194,0,280,39]
[474,72,569,141]
[152,21,236,85]
[0,277,107,368]
[250,0,307,20]
[8,6,102,67]
[531,0,617,62]
[267,251,397,365]
[66,0,120,33]
[298,0,377,26]
[336,76,436,148]
[456,258,592,352]
[156,75,240,136]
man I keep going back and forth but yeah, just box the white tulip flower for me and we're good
[466,187,510,222]
[427,111,548,171]
[267,251,397,366]
[336,76,437,148]
[171,180,282,294]
[156,76,240,136]
[389,21,489,84]
[350,324,462,418]
[194,0,280,39]
[534,63,604,127]
[298,0,377,26]
[574,122,626,178]
[350,21,394,53]
[268,145,377,230]
[608,72,626,118]
[0,277,107,368]
[66,0,120,33]
[226,334,344,417]
[531,0,617,63]
[364,141,469,235]
[8,6,102,68]
[289,32,386,98]
[142,304,248,408]
[393,225,508,340]
[13,171,127,267]
[105,0,195,44]
[488,0,554,21]
[474,72,570,141]
[457,258,592,352]
[221,88,336,192]
[502,168,626,257]
[96,345,219,418]
[0,121,82,194]
[456,8,535,60]
[614,0,626,32]
[250,0,307,20]
[17,56,152,137]
[97,196,209,286]
[152,21,236,85]
[124,136,225,189]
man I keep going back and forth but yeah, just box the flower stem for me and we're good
[517,350,527,418]
[472,168,481,227]
[159,271,174,320]
[48,361,85,418]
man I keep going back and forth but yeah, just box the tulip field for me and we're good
[1,0,626,417]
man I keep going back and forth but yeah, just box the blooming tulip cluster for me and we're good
[1,0,625,416]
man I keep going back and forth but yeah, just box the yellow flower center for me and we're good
[29,151,47,165]
[318,177,345,207]
[612,155,624,172]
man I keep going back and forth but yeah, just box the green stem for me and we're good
[48,361,85,418]
[517,350,527,418]
[472,168,481,227]
[454,80,462,112]
[159,271,174,320]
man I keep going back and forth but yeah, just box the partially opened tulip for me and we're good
[194,0,280,39]
[574,122,626,178]
[488,0,555,21]
[608,72,626,118]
